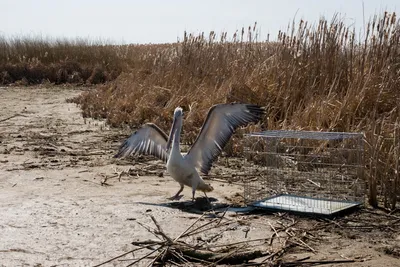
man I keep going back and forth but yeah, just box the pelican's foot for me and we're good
[167,194,184,201]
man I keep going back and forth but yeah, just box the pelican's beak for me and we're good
[166,114,179,152]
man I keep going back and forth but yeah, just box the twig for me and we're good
[0,114,27,123]
[216,206,230,226]
[389,208,399,215]
[211,238,270,248]
[150,215,173,243]
[282,259,356,266]
[306,178,321,187]
[208,245,247,266]
[290,237,316,253]
[391,218,400,226]
[268,220,280,245]
[181,218,220,237]
[131,240,165,247]
[170,250,193,265]
[363,209,400,219]
[174,213,206,242]
[261,246,290,263]
[93,244,157,267]
[146,247,168,267]
[323,218,343,228]
[183,220,233,237]
[176,251,213,265]
[135,220,164,241]
[125,247,163,267]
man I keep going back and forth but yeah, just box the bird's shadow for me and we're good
[135,196,229,215]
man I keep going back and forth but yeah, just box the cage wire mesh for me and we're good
[242,130,365,215]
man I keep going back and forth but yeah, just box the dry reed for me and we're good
[0,36,170,85]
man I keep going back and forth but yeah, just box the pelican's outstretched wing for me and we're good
[185,103,264,174]
[114,123,169,162]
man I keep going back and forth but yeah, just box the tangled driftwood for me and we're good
[93,208,362,266]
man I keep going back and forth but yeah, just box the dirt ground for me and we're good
[0,86,399,267]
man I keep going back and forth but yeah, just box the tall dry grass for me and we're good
[0,36,141,85]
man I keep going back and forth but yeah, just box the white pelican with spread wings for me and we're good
[114,103,264,201]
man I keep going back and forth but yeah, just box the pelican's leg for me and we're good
[204,192,212,206]
[203,192,215,214]
[191,182,198,202]
[168,183,184,201]
[192,188,196,202]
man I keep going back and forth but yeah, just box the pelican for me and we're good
[114,103,264,201]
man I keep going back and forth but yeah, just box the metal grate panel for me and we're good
[251,194,361,215]
[242,130,365,215]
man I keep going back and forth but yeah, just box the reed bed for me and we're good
[0,36,170,84]
[2,12,399,209]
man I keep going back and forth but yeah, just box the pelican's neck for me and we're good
[171,117,182,154]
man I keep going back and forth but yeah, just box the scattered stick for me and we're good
[150,215,173,243]
[93,244,160,267]
[281,259,356,266]
[288,237,316,253]
[0,114,27,123]
[125,246,163,267]
[211,238,270,248]
[268,220,280,245]
[306,178,321,187]
[173,212,206,241]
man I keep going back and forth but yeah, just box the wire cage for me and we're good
[242,130,365,216]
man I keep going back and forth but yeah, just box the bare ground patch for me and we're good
[0,87,399,266]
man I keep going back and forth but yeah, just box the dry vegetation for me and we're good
[0,36,170,85]
[1,12,399,209]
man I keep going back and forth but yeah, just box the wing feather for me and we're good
[114,123,169,162]
[185,103,264,174]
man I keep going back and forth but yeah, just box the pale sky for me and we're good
[2,0,398,44]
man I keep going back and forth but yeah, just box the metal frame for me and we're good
[242,130,365,215]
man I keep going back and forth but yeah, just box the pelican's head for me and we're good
[172,107,184,133]
[173,107,183,119]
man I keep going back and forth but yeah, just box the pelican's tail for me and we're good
[197,181,214,192]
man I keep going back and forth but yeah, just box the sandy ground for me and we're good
[0,86,399,267]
